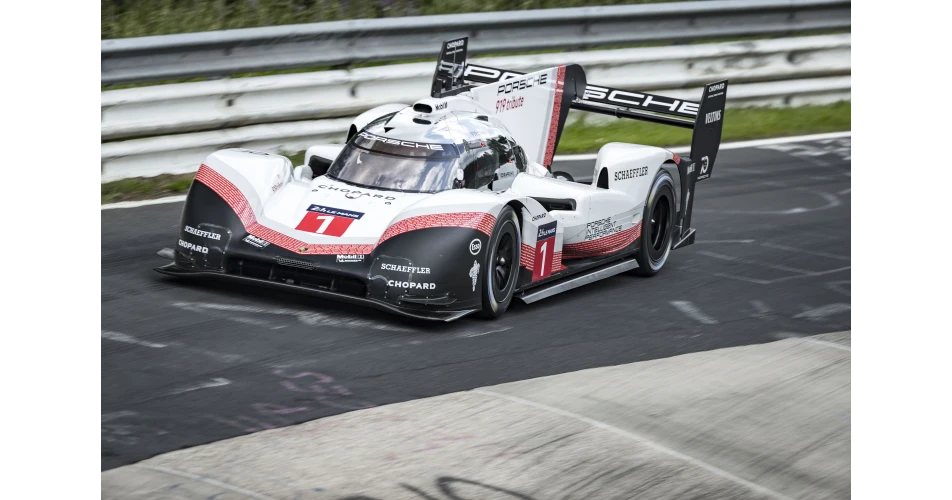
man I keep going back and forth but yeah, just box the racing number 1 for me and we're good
[295,213,355,237]
[532,221,558,281]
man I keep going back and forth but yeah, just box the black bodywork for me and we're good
[156,181,497,321]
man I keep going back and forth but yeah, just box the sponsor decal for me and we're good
[387,280,435,290]
[184,225,221,240]
[469,260,480,292]
[537,222,557,241]
[533,221,557,281]
[469,238,482,255]
[700,156,710,175]
[358,130,444,150]
[705,110,722,124]
[243,234,270,248]
[687,162,695,175]
[585,216,622,241]
[464,65,525,84]
[271,180,285,192]
[614,166,648,181]
[497,74,548,95]
[433,102,448,111]
[582,85,698,116]
[317,184,396,201]
[708,82,725,93]
[296,204,365,237]
[495,95,525,113]
[381,263,430,274]
[531,213,547,221]
[497,170,516,179]
[337,254,364,263]
[178,239,208,254]
[446,39,465,50]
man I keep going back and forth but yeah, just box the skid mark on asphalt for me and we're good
[171,301,417,332]
[669,301,719,325]
[758,137,852,167]
[167,377,232,396]
[102,330,168,348]
[692,248,850,286]
[826,280,851,297]
[696,185,843,215]
[793,303,851,322]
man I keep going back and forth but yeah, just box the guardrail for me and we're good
[100,34,850,182]
[100,0,851,86]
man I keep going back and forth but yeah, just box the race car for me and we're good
[155,37,728,321]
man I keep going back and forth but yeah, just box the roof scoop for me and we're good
[412,98,451,116]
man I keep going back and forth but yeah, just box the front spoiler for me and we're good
[154,263,478,322]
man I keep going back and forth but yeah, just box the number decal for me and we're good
[314,215,334,234]
[295,204,365,237]
[540,243,546,276]
[532,221,558,281]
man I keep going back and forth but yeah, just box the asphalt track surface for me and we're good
[101,136,851,471]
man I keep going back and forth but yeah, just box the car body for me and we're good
[156,37,728,321]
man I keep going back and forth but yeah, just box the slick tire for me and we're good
[633,171,676,277]
[479,205,521,319]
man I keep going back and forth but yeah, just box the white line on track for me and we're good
[101,330,167,348]
[473,388,795,500]
[101,131,852,210]
[793,303,851,322]
[669,300,719,325]
[167,377,232,395]
[101,195,187,210]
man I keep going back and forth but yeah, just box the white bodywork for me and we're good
[198,66,680,280]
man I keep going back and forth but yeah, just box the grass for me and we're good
[102,0,681,39]
[557,101,852,154]
[101,101,850,204]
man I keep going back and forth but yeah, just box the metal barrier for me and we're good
[100,33,850,182]
[101,0,851,85]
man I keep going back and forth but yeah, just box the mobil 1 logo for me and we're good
[533,221,557,281]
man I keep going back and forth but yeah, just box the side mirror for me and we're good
[490,163,518,192]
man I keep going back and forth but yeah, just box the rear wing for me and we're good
[430,37,727,182]
[430,37,727,249]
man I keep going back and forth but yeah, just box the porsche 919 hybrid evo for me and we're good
[155,37,728,321]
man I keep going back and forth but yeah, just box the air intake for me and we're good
[413,103,433,114]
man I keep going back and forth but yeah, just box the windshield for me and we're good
[327,131,462,193]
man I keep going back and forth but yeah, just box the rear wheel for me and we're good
[634,171,676,277]
[479,206,521,318]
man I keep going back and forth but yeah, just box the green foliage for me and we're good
[102,0,679,39]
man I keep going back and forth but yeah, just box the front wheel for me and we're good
[633,171,676,277]
[479,205,521,318]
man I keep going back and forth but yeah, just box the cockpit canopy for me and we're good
[326,113,529,193]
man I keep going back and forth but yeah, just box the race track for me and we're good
[101,135,851,471]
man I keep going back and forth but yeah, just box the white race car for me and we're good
[156,37,728,321]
